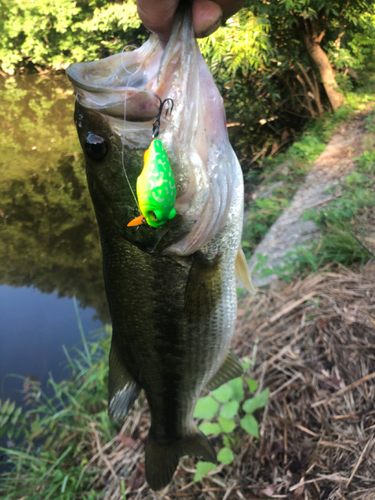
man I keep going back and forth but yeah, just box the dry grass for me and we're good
[86,263,375,500]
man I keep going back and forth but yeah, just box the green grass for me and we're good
[0,319,116,500]
[0,314,268,498]
[254,109,375,282]
[242,116,339,258]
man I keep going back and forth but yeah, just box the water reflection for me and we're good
[0,73,110,402]
[0,286,102,405]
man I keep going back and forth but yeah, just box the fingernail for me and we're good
[197,16,221,38]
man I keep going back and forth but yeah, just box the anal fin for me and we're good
[205,349,243,391]
[236,247,256,295]
[145,429,216,491]
[108,344,141,420]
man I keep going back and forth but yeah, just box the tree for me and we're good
[0,0,146,73]
[249,0,375,111]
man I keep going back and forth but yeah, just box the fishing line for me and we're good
[119,45,144,211]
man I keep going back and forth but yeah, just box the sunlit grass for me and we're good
[243,69,375,265]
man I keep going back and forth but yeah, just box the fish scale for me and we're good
[103,230,238,439]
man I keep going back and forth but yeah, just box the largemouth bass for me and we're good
[68,5,253,491]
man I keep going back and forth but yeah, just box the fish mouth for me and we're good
[68,7,243,257]
[67,38,163,122]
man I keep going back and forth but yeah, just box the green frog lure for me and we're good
[127,98,177,228]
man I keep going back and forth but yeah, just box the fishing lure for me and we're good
[128,98,176,228]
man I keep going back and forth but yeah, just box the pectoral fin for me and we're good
[184,252,222,323]
[108,345,141,420]
[205,349,243,391]
[236,247,256,294]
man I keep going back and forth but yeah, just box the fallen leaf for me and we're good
[293,483,305,496]
[259,484,277,497]
[138,462,145,474]
[317,319,327,331]
[119,434,137,448]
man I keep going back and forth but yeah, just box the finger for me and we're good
[137,0,246,42]
[192,0,223,38]
[137,0,179,43]
[192,0,245,38]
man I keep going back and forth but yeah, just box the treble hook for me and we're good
[152,97,174,138]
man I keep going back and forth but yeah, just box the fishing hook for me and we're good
[152,97,174,138]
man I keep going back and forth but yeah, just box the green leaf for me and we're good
[199,422,221,436]
[1,399,10,415]
[7,401,15,415]
[227,377,244,402]
[217,447,234,465]
[193,461,217,482]
[121,479,127,500]
[194,396,219,419]
[218,415,236,433]
[246,378,258,393]
[220,400,239,419]
[240,414,259,438]
[0,415,9,427]
[11,406,22,425]
[223,434,231,448]
[211,384,233,403]
[241,357,251,371]
[242,388,270,414]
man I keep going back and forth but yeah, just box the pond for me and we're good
[0,73,110,409]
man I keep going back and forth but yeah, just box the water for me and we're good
[0,73,110,407]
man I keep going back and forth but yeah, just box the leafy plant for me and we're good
[260,226,372,282]
[198,10,272,78]
[0,0,146,73]
[192,359,269,483]
[0,399,22,440]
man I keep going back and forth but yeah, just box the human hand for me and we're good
[137,0,245,43]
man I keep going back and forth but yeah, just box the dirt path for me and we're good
[247,112,371,287]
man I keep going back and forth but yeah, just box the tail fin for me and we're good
[145,429,216,491]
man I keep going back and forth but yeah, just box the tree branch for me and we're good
[312,68,324,117]
[316,28,326,44]
[296,73,316,118]
[296,75,316,118]
[297,62,323,118]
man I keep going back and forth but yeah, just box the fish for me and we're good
[67,4,254,492]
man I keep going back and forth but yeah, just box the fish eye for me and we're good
[85,133,107,161]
